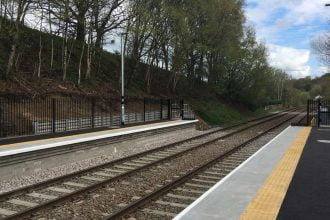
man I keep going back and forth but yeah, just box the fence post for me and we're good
[167,99,171,120]
[109,101,112,127]
[307,100,310,126]
[180,100,184,120]
[317,100,321,128]
[91,98,95,128]
[160,99,163,120]
[144,98,146,122]
[52,98,56,133]
[0,99,2,137]
[317,99,321,128]
[110,114,113,127]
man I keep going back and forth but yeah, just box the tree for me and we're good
[311,33,330,68]
[92,0,127,49]
[0,0,309,112]
[61,0,70,81]
[125,0,153,87]
[5,0,32,77]
[46,0,90,42]
[310,84,322,99]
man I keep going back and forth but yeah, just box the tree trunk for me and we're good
[37,8,44,78]
[62,27,68,81]
[146,54,156,94]
[6,0,29,76]
[162,44,169,71]
[62,0,69,81]
[50,39,54,72]
[6,41,18,77]
[78,42,85,86]
[76,17,86,42]
[85,27,93,80]
[172,71,179,93]
[0,0,3,31]
[48,0,54,72]
[95,30,103,49]
[38,35,43,78]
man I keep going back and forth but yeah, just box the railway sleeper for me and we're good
[142,208,176,217]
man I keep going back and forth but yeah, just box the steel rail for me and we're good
[104,110,303,219]
[292,111,307,126]
[0,109,297,220]
[0,110,290,168]
[0,123,194,167]
[0,109,293,201]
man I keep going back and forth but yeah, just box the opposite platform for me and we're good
[0,120,198,157]
[175,126,311,220]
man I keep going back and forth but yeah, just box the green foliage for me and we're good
[3,0,323,125]
[285,74,330,106]
[190,99,244,126]
[285,88,310,106]
[190,98,271,126]
[310,84,322,98]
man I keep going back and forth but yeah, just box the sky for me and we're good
[244,0,330,78]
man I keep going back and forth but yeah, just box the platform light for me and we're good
[121,32,128,126]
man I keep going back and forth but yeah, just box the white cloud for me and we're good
[245,0,329,43]
[246,0,329,28]
[245,0,329,78]
[267,44,312,78]
[285,0,329,26]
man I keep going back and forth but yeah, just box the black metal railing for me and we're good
[0,97,195,139]
[307,99,330,127]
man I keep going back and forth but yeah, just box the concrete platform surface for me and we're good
[0,120,198,157]
[174,126,304,220]
[278,128,330,220]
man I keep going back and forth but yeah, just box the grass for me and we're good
[191,99,244,126]
[189,98,283,127]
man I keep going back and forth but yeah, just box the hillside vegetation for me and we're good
[287,74,330,105]
[0,0,324,126]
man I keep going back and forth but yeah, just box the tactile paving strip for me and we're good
[241,127,311,220]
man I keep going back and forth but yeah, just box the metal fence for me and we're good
[307,99,330,128]
[0,97,195,138]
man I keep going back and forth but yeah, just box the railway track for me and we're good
[292,112,307,126]
[0,110,287,168]
[0,109,299,219]
[104,110,305,220]
[0,122,197,167]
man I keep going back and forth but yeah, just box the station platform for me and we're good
[175,126,330,220]
[0,120,198,158]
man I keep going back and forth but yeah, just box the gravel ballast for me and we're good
[29,113,299,219]
[0,125,209,193]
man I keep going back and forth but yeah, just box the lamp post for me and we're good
[121,32,128,126]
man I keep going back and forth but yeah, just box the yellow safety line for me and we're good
[0,121,175,149]
[241,127,311,220]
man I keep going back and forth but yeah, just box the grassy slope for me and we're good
[191,98,274,126]
[0,20,277,127]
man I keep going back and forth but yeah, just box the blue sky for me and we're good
[245,0,330,78]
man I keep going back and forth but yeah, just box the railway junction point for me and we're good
[174,126,330,220]
[0,120,198,157]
